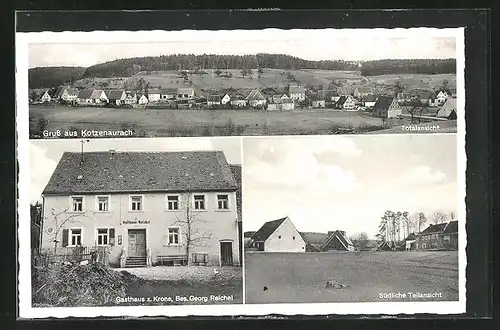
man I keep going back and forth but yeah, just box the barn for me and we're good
[248,216,306,252]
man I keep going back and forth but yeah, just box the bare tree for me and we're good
[48,208,90,255]
[430,211,449,225]
[173,194,213,265]
[408,212,421,234]
[417,212,427,233]
[399,211,410,239]
[350,232,369,251]
[407,98,422,124]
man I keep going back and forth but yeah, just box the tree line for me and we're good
[360,58,456,76]
[29,66,86,89]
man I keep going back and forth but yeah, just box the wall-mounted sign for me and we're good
[117,235,122,245]
[122,220,150,225]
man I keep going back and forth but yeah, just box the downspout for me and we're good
[39,195,45,255]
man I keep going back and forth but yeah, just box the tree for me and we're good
[214,69,222,77]
[399,211,410,239]
[30,90,39,102]
[241,68,252,78]
[417,212,427,232]
[350,232,369,251]
[173,194,213,265]
[394,80,404,97]
[442,79,449,90]
[47,208,90,255]
[407,97,422,124]
[430,211,449,225]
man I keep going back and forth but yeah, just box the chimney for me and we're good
[109,149,116,155]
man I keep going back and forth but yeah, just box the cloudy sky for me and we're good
[29,137,241,203]
[28,32,456,68]
[243,134,458,239]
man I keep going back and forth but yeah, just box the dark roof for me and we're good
[310,92,326,101]
[372,96,394,112]
[405,233,417,241]
[244,231,256,238]
[251,217,288,242]
[229,164,242,222]
[208,94,221,102]
[324,89,339,97]
[321,230,354,251]
[43,151,238,195]
[289,86,305,94]
[107,90,125,99]
[442,220,458,234]
[300,232,329,245]
[77,89,94,99]
[417,222,448,235]
[361,94,377,102]
[161,88,177,94]
[356,86,373,94]
[246,89,265,101]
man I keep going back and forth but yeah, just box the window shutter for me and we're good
[62,229,69,247]
[109,228,115,246]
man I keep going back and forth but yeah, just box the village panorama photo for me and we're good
[243,134,463,305]
[24,28,459,139]
[24,137,243,309]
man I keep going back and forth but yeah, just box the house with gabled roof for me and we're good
[107,90,127,106]
[288,86,306,102]
[124,91,137,105]
[416,221,458,250]
[58,87,79,102]
[76,89,94,105]
[248,216,306,252]
[230,94,248,108]
[207,94,222,106]
[310,91,326,108]
[177,87,195,100]
[360,94,378,108]
[372,96,402,118]
[353,86,373,98]
[246,89,267,108]
[40,89,53,103]
[437,97,457,120]
[147,88,161,103]
[40,150,241,267]
[160,88,177,101]
[321,230,355,251]
[335,95,357,110]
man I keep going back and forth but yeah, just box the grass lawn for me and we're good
[30,105,435,137]
[114,266,243,305]
[244,251,459,304]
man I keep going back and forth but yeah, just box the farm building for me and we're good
[310,91,326,108]
[177,87,195,100]
[40,150,241,267]
[230,95,248,108]
[124,91,137,105]
[436,89,452,105]
[416,221,458,251]
[335,95,357,110]
[289,86,306,102]
[76,89,94,104]
[58,87,79,102]
[414,90,439,107]
[376,241,398,251]
[353,86,373,98]
[299,232,329,252]
[246,89,267,108]
[107,90,127,106]
[76,89,108,105]
[40,90,52,103]
[137,93,149,105]
[147,89,161,103]
[221,94,231,105]
[404,233,417,251]
[320,230,355,251]
[360,94,378,108]
[437,97,457,119]
[248,216,306,252]
[160,88,177,100]
[372,96,403,119]
[207,94,222,106]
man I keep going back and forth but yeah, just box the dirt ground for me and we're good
[113,266,243,305]
[30,106,431,137]
[244,251,459,304]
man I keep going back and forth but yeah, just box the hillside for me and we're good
[28,66,86,89]
[80,54,456,79]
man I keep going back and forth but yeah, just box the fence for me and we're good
[33,246,109,267]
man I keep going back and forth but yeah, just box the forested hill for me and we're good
[29,66,86,89]
[81,54,456,78]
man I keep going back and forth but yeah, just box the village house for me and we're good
[40,90,53,103]
[320,230,355,252]
[360,94,378,108]
[58,87,79,102]
[207,94,222,106]
[404,233,417,251]
[221,94,231,105]
[40,150,241,267]
[414,90,439,107]
[76,89,94,105]
[137,93,149,105]
[353,86,373,98]
[177,87,195,100]
[372,96,403,118]
[437,97,457,120]
[335,95,357,110]
[248,217,306,252]
[160,88,177,101]
[124,91,137,105]
[288,86,306,102]
[246,89,267,108]
[310,92,326,108]
[107,90,127,106]
[230,95,248,108]
[436,90,452,105]
[147,89,161,103]
[323,89,339,102]
[415,221,458,251]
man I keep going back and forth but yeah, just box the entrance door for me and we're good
[128,229,146,257]
[220,241,233,266]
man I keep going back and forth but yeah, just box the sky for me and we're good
[29,137,241,203]
[243,134,458,239]
[28,33,456,68]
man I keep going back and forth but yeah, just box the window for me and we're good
[217,194,229,210]
[194,195,205,210]
[130,195,143,211]
[70,229,82,246]
[96,196,109,212]
[168,227,180,245]
[167,195,179,210]
[71,196,83,212]
[293,236,296,240]
[278,235,282,239]
[97,228,109,245]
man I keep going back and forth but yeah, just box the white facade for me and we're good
[264,218,306,252]
[148,93,161,103]
[221,94,231,105]
[138,95,149,105]
[41,90,51,102]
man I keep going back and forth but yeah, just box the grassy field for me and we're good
[244,251,459,304]
[367,73,457,91]
[30,105,433,137]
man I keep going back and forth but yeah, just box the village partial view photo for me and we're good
[242,134,460,304]
[29,137,243,307]
[28,30,458,139]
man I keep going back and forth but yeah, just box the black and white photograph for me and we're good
[26,29,459,139]
[28,137,243,308]
[243,134,461,304]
